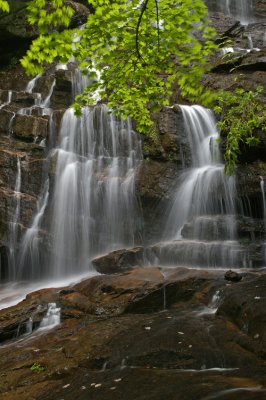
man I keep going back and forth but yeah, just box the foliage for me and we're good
[0,0,9,12]
[20,0,217,132]
[30,362,45,373]
[214,87,266,175]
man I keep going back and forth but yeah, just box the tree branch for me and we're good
[154,0,160,52]
[136,0,150,59]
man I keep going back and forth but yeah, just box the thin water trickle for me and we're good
[25,74,41,93]
[8,157,21,279]
[17,180,49,280]
[0,90,12,111]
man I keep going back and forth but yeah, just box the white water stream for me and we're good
[150,105,252,268]
[49,105,142,278]
[214,0,254,25]
[164,105,235,240]
[8,157,21,279]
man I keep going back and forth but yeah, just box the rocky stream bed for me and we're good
[0,266,266,399]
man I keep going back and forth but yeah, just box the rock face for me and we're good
[0,1,90,67]
[0,268,266,399]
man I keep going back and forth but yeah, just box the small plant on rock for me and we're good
[30,362,45,373]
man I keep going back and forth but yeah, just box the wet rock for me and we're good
[91,247,145,274]
[0,136,46,245]
[0,268,266,400]
[224,270,242,282]
[13,114,49,142]
[50,69,73,109]
[0,244,9,280]
[0,1,90,68]
[34,74,56,99]
[154,105,191,164]
[136,160,181,243]
[9,91,36,108]
[209,12,241,37]
[67,0,90,27]
[0,109,14,134]
[237,48,266,71]
[254,0,266,19]
[0,288,58,343]
[147,237,264,268]
[0,66,29,92]
[217,273,266,353]
[182,215,265,242]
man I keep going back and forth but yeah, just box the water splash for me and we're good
[39,303,61,329]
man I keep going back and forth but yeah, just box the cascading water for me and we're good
[207,0,254,25]
[39,303,61,329]
[14,64,142,280]
[150,105,250,268]
[163,105,235,240]
[48,105,142,278]
[25,74,41,94]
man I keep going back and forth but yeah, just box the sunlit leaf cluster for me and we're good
[21,0,217,132]
[0,0,9,12]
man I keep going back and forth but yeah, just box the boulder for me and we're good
[224,270,243,282]
[91,247,145,274]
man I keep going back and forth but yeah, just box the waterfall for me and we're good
[49,105,142,278]
[8,157,21,279]
[14,64,142,280]
[164,105,235,240]
[151,105,251,269]
[219,0,254,25]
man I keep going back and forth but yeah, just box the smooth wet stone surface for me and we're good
[0,267,265,399]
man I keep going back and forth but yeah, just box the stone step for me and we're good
[147,239,264,268]
[181,215,264,241]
